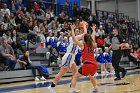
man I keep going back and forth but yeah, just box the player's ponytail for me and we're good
[84,34,94,48]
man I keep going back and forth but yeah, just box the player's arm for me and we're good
[71,25,84,49]
[81,23,88,38]
[91,24,96,43]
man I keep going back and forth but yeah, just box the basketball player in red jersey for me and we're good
[68,23,98,93]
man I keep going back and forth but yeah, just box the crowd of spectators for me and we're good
[0,0,140,73]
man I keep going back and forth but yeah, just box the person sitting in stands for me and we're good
[128,48,140,68]
[18,50,46,81]
[0,37,17,71]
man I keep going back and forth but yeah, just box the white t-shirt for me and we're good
[1,8,10,16]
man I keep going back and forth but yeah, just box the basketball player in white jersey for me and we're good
[48,23,87,93]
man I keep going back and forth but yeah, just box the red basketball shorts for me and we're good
[78,62,98,76]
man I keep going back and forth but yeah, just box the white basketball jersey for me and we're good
[66,35,82,54]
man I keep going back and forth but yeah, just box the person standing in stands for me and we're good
[110,28,127,80]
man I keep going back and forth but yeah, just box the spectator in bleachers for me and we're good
[97,25,105,37]
[11,29,24,53]
[11,0,16,13]
[46,32,54,48]
[19,18,29,33]
[9,13,16,28]
[0,22,6,37]
[37,21,46,43]
[57,11,68,24]
[57,37,67,58]
[137,48,140,62]
[52,32,59,49]
[0,37,17,70]
[47,20,54,31]
[104,35,111,47]
[128,48,139,68]
[33,2,40,13]
[96,35,105,51]
[18,50,46,81]
[0,4,10,17]
[15,13,22,28]
[15,0,24,10]
[3,13,10,30]
[49,46,59,65]
[46,9,54,23]
[16,6,24,18]
[75,18,80,28]
[61,22,69,33]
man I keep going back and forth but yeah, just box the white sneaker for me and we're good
[35,77,40,81]
[94,72,98,76]
[40,76,46,81]
[68,88,80,93]
[101,71,105,74]
[94,73,99,76]
[105,71,109,74]
[110,70,115,74]
[90,87,98,93]
[48,85,56,93]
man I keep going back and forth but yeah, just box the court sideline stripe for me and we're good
[0,70,140,92]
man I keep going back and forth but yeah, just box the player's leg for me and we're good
[89,75,98,92]
[53,67,69,84]
[89,75,97,87]
[48,53,71,93]
[48,67,69,93]
[69,72,83,93]
[70,63,78,75]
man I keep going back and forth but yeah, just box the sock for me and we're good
[70,84,71,88]
[51,82,56,87]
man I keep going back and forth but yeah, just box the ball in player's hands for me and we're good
[122,43,129,48]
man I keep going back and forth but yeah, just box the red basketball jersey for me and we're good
[82,43,96,63]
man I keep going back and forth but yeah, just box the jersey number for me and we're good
[88,48,93,53]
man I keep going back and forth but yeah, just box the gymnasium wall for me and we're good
[96,0,115,12]
[118,0,137,20]
[80,0,90,8]
[95,0,137,19]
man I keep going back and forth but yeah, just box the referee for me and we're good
[110,28,127,81]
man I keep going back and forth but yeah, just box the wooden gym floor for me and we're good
[0,69,140,93]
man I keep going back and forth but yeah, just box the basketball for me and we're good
[121,43,129,49]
